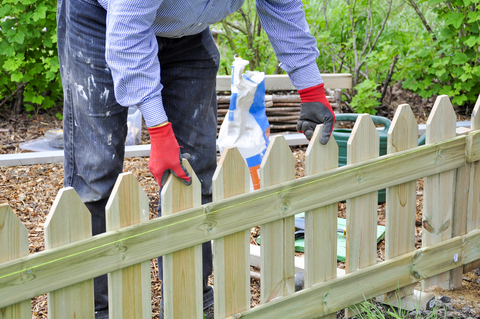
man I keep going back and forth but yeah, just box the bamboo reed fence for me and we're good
[1,94,480,319]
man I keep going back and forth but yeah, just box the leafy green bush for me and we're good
[350,79,381,114]
[401,0,480,114]
[0,0,62,116]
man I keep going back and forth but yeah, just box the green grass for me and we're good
[349,294,445,319]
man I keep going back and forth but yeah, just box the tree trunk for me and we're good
[13,85,24,114]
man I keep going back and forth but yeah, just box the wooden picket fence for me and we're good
[1,94,480,319]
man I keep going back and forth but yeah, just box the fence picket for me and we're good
[346,114,379,273]
[44,188,94,319]
[260,136,296,303]
[161,160,203,318]
[105,172,151,318]
[423,95,457,289]
[345,114,379,317]
[385,105,417,299]
[0,204,30,319]
[465,95,480,273]
[212,148,250,318]
[304,125,338,318]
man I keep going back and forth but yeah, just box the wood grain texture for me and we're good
[212,148,250,318]
[161,160,203,318]
[216,74,352,91]
[44,188,94,319]
[385,105,417,298]
[0,204,30,319]
[260,136,296,303]
[0,136,467,309]
[225,230,480,319]
[106,173,151,319]
[423,95,457,289]
[450,163,470,288]
[464,96,480,273]
[346,114,379,273]
[304,125,338,319]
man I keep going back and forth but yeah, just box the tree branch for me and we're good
[220,21,237,52]
[379,54,399,105]
[224,20,247,35]
[366,0,393,58]
[0,82,27,109]
[408,0,437,41]
[361,0,374,57]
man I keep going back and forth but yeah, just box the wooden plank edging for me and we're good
[216,74,353,91]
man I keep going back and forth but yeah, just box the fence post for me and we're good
[451,144,471,287]
[44,187,94,318]
[423,95,456,290]
[304,125,338,318]
[212,148,250,318]
[385,104,417,299]
[162,160,203,318]
[464,95,480,274]
[105,172,151,318]
[0,204,30,319]
[346,114,379,273]
[260,136,296,303]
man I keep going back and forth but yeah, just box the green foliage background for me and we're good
[402,0,480,114]
[215,0,480,115]
[0,0,61,117]
[0,0,478,116]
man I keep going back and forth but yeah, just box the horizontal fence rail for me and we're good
[1,94,480,318]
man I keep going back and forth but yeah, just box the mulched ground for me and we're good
[0,86,478,318]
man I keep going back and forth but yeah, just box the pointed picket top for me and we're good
[385,105,417,299]
[305,124,338,175]
[388,104,418,154]
[260,135,296,303]
[106,172,149,231]
[45,187,92,248]
[345,114,378,276]
[44,188,94,319]
[423,95,456,289]
[304,125,338,300]
[162,159,202,215]
[471,94,480,130]
[0,203,29,262]
[212,147,249,201]
[105,172,151,319]
[212,147,250,318]
[0,204,30,318]
[426,95,456,143]
[347,114,380,163]
[161,160,203,318]
[260,135,295,186]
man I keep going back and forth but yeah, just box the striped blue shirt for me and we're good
[97,0,323,127]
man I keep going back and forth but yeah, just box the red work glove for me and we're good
[147,122,191,187]
[297,83,336,145]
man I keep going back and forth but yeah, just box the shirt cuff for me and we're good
[137,96,168,128]
[286,63,324,91]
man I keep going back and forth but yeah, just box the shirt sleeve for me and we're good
[255,0,323,90]
[105,0,167,127]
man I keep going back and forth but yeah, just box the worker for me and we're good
[56,0,335,318]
